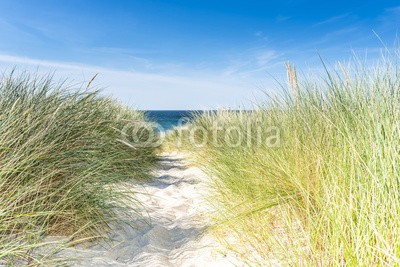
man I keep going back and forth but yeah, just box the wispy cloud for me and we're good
[0,54,101,72]
[308,26,360,47]
[385,6,400,14]
[0,18,40,41]
[256,50,278,66]
[276,15,290,22]
[0,18,13,29]
[254,31,263,37]
[91,47,159,56]
[0,53,264,109]
[378,5,400,25]
[221,48,285,80]
[313,13,353,27]
[254,31,269,41]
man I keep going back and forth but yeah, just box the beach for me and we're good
[56,153,244,267]
[1,3,398,263]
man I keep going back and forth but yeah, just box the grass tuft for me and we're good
[0,71,158,265]
[173,54,400,266]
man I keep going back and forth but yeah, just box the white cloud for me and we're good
[0,53,266,110]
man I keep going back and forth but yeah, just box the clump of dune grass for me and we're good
[0,71,158,265]
[175,53,400,266]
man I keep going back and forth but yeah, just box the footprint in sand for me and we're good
[57,153,244,267]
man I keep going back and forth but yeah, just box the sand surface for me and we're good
[58,153,244,267]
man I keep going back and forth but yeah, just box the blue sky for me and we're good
[0,0,399,109]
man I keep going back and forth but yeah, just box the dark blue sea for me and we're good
[144,110,201,131]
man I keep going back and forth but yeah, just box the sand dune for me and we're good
[57,153,244,267]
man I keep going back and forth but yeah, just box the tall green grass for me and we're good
[176,57,400,266]
[0,72,158,265]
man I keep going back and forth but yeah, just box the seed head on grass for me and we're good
[173,51,400,266]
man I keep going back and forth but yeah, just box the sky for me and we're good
[0,0,399,109]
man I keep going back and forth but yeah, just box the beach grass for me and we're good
[0,71,158,265]
[171,55,400,266]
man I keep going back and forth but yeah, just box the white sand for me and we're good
[58,153,245,267]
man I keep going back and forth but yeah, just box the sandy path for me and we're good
[60,153,243,267]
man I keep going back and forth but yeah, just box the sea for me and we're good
[143,110,201,131]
